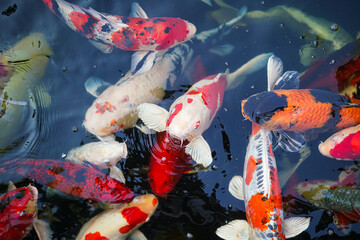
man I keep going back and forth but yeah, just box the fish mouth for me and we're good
[28,185,39,199]
[186,22,197,39]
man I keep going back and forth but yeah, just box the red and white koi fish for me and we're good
[137,53,273,168]
[83,43,193,139]
[0,182,52,240]
[76,194,158,240]
[42,0,196,75]
[66,140,127,182]
[216,124,310,240]
[319,124,360,160]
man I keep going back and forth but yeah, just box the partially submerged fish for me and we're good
[319,124,360,160]
[65,140,127,182]
[83,43,193,139]
[296,166,360,233]
[0,158,134,203]
[76,194,158,240]
[42,0,196,75]
[0,32,53,149]
[0,183,52,240]
[216,124,310,240]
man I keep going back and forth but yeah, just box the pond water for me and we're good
[1,0,360,239]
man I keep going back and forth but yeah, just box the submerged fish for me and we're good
[0,32,53,149]
[0,158,134,203]
[319,124,360,160]
[242,89,360,135]
[216,124,310,240]
[42,0,196,75]
[83,43,193,139]
[0,183,52,240]
[76,194,158,240]
[65,140,127,182]
[296,166,360,233]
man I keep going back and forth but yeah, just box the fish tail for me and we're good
[226,52,273,90]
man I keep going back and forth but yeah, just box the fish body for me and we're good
[241,89,360,134]
[84,43,193,138]
[148,131,192,197]
[0,159,134,203]
[43,0,196,74]
[0,33,52,148]
[0,185,52,240]
[319,124,360,160]
[76,194,158,240]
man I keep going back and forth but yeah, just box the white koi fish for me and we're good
[137,53,272,167]
[83,43,193,139]
[66,140,127,183]
[76,194,158,240]
[216,124,310,240]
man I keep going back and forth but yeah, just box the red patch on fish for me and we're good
[84,232,110,240]
[166,103,183,127]
[245,155,257,185]
[95,101,117,114]
[119,207,148,233]
[329,130,360,159]
[69,11,89,33]
[42,0,54,14]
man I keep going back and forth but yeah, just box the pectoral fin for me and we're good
[274,70,300,90]
[7,181,16,191]
[185,136,212,167]
[128,230,147,240]
[276,130,307,152]
[131,50,157,75]
[33,219,53,240]
[283,217,311,238]
[109,166,126,184]
[216,220,251,240]
[129,3,149,18]
[333,212,351,235]
[88,40,113,54]
[84,76,111,97]
[228,175,244,200]
[137,103,169,132]
[267,55,283,91]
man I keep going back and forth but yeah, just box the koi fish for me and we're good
[66,140,128,182]
[76,194,158,240]
[318,124,360,160]
[0,158,134,203]
[83,43,193,139]
[296,165,360,233]
[0,32,53,149]
[242,89,360,135]
[0,183,52,240]
[216,124,310,240]
[138,53,272,168]
[42,0,196,75]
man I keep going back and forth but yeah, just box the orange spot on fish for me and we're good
[246,193,273,231]
[84,232,110,240]
[251,124,261,136]
[269,144,275,158]
[119,207,148,233]
[69,11,89,33]
[245,155,257,185]
[152,197,158,207]
[110,119,117,126]
[96,101,117,114]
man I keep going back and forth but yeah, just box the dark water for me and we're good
[1,0,360,239]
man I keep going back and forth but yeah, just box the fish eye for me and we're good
[19,210,26,216]
[195,120,200,129]
[170,108,175,114]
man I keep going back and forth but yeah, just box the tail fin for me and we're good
[226,52,273,90]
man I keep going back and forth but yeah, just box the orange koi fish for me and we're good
[42,0,196,75]
[319,124,360,160]
[76,194,158,240]
[0,183,52,240]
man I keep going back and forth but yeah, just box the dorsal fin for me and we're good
[130,3,148,18]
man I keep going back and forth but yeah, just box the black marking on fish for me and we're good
[122,29,135,48]
[121,16,130,24]
[152,18,167,23]
[164,27,171,34]
[144,26,153,33]
[101,23,111,33]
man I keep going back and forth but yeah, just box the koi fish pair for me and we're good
[42,0,196,75]
[217,55,310,240]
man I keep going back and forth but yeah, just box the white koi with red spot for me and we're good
[76,194,158,240]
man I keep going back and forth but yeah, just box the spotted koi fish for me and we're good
[0,158,134,203]
[216,124,310,240]
[76,194,158,240]
[148,131,193,197]
[83,43,193,139]
[296,165,360,233]
[0,183,52,240]
[319,124,360,160]
[42,0,196,75]
[241,88,360,135]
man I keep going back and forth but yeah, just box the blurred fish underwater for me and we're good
[1,0,360,239]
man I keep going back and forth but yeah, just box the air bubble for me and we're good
[330,25,338,31]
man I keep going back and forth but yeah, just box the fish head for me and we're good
[295,180,335,209]
[0,186,38,226]
[241,91,289,130]
[166,95,210,141]
[154,17,196,50]
[91,141,128,168]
